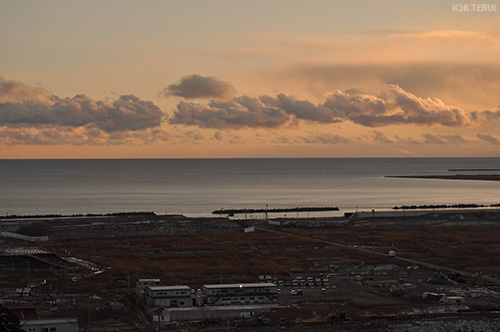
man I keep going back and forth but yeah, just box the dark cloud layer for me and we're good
[0,127,172,146]
[371,130,394,143]
[170,84,471,129]
[163,74,236,100]
[471,107,500,122]
[374,131,468,145]
[300,133,352,144]
[0,77,164,132]
[170,97,291,129]
[477,133,500,145]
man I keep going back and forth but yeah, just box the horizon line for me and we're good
[1,156,499,161]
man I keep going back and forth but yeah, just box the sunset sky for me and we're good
[1,0,499,158]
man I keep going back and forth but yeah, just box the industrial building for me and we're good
[153,304,272,323]
[20,318,78,332]
[143,282,278,311]
[136,278,161,297]
[202,283,277,306]
[145,285,193,308]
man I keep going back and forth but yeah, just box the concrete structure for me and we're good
[1,231,49,242]
[423,292,446,302]
[349,208,500,219]
[443,296,466,304]
[154,305,272,323]
[136,278,161,297]
[0,248,70,270]
[145,285,193,308]
[267,219,290,226]
[20,318,78,332]
[203,283,277,306]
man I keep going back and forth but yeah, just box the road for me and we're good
[255,225,500,286]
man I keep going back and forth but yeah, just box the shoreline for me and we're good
[3,206,500,221]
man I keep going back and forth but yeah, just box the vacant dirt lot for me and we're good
[1,211,499,330]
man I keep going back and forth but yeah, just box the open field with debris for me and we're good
[1,210,499,331]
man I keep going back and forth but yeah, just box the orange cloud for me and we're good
[389,30,487,39]
[0,77,165,132]
[170,84,471,129]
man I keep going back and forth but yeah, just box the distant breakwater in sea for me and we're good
[212,207,339,215]
[393,203,500,210]
[385,174,500,181]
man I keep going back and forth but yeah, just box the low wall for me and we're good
[1,231,49,242]
[155,305,271,322]
[352,208,499,219]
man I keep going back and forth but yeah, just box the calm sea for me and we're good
[0,158,499,218]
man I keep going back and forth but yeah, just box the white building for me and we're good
[202,283,277,306]
[21,318,78,332]
[443,296,465,304]
[145,285,193,308]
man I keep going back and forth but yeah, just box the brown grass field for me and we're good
[2,214,499,329]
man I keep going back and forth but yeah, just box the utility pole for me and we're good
[88,297,91,331]
[127,268,130,295]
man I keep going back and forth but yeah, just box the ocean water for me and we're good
[0,158,499,218]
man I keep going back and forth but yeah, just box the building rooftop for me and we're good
[21,317,78,325]
[203,283,276,289]
[163,304,273,312]
[138,278,161,282]
[148,285,191,291]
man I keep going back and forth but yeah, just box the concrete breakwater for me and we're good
[386,174,500,181]
[213,207,339,215]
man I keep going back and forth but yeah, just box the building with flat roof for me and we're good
[20,317,78,332]
[153,304,272,322]
[136,278,161,297]
[202,283,277,306]
[145,285,193,308]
